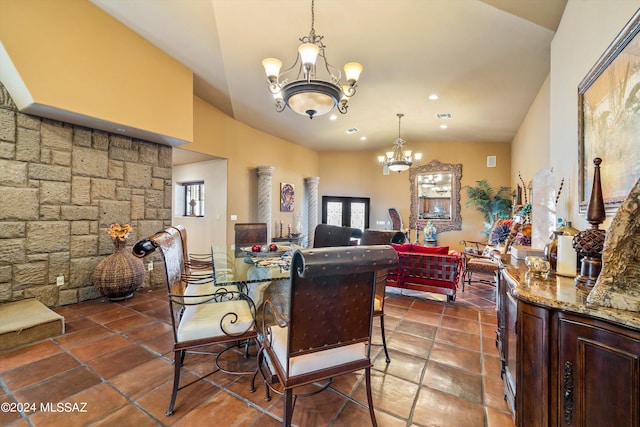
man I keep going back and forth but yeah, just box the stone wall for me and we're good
[0,83,171,306]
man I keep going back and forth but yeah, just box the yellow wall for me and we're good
[11,0,633,249]
[319,141,511,250]
[515,1,639,232]
[511,75,551,191]
[185,97,319,242]
[0,0,192,143]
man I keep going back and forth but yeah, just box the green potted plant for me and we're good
[464,179,512,236]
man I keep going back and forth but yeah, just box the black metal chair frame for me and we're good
[360,229,406,363]
[135,227,259,416]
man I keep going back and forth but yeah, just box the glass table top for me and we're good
[210,244,296,286]
[208,245,295,329]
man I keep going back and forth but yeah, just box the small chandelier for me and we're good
[378,113,422,173]
[261,0,363,119]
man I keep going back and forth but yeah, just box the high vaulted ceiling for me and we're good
[91,0,567,152]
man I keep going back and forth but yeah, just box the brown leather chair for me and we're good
[312,224,359,248]
[257,245,398,427]
[169,225,214,274]
[360,229,405,363]
[234,223,268,255]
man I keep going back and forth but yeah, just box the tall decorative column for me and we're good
[257,166,274,242]
[305,176,320,248]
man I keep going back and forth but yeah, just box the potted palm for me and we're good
[464,179,512,236]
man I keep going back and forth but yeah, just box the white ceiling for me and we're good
[91,0,567,153]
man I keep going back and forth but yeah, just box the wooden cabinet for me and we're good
[554,313,640,427]
[516,301,550,427]
[418,196,452,220]
[497,262,640,426]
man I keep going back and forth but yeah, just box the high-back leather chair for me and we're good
[257,245,398,426]
[234,223,268,255]
[312,224,359,248]
[169,225,213,274]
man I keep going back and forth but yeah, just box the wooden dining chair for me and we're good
[136,227,258,416]
[257,245,398,427]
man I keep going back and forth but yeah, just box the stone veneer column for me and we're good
[305,176,320,248]
[256,166,275,241]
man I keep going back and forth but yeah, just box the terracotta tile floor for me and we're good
[1,278,514,426]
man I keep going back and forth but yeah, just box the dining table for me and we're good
[210,243,298,332]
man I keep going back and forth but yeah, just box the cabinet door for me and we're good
[517,302,550,427]
[503,292,517,415]
[496,269,506,361]
[557,313,640,427]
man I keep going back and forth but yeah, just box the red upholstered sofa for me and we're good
[387,243,462,302]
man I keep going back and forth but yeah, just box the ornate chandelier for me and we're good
[378,113,422,173]
[261,0,363,119]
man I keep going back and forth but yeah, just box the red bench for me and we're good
[387,243,462,302]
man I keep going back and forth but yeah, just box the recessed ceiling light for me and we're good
[360,136,367,141]
[440,124,448,129]
[436,113,452,119]
[345,127,359,134]
[429,94,439,100]
[329,115,337,121]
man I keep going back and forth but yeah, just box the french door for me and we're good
[321,196,370,230]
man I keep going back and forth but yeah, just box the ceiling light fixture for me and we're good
[377,113,422,174]
[261,0,363,119]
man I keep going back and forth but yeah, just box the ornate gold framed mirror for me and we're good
[409,160,462,233]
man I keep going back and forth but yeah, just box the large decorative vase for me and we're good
[93,239,146,301]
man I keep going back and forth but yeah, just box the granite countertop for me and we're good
[501,257,640,331]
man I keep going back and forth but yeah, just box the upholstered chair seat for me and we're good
[269,325,368,377]
[177,298,255,342]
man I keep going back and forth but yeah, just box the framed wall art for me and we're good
[280,183,294,212]
[578,9,640,214]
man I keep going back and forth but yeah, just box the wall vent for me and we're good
[436,113,452,119]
